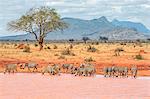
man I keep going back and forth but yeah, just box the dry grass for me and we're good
[0,42,150,76]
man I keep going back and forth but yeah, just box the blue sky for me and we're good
[0,0,150,36]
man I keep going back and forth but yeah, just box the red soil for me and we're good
[0,57,150,76]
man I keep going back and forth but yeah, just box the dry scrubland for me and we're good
[0,42,150,76]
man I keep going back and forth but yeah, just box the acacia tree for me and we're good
[82,37,90,44]
[7,6,68,50]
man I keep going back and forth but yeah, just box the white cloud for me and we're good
[0,0,150,36]
[111,6,122,13]
[86,0,98,5]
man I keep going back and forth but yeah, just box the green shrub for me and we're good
[135,54,143,60]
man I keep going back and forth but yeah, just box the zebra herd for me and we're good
[4,62,38,74]
[103,66,138,78]
[42,63,96,77]
[3,62,138,78]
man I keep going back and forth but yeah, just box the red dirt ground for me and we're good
[0,73,150,99]
[0,57,150,76]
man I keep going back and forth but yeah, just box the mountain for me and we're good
[0,16,149,40]
[112,19,150,34]
[90,28,146,40]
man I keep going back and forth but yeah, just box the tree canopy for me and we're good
[8,6,68,50]
[82,37,90,44]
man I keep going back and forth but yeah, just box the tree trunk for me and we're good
[39,43,43,51]
[38,38,44,51]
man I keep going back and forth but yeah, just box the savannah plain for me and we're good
[0,41,150,75]
[0,41,150,99]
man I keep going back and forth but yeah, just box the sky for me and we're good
[0,0,150,36]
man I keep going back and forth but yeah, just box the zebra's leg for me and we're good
[28,67,31,72]
[34,66,38,72]
[4,69,7,74]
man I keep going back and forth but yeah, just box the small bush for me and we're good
[6,43,10,45]
[14,44,17,47]
[34,43,38,47]
[76,42,80,45]
[91,42,95,45]
[58,55,65,59]
[53,45,57,49]
[135,54,143,60]
[69,44,73,49]
[71,53,76,56]
[87,45,97,52]
[115,48,124,52]
[61,48,70,55]
[44,46,51,49]
[114,48,124,56]
[47,46,51,49]
[61,48,75,56]
[17,43,25,49]
[54,53,59,56]
[95,42,99,45]
[84,57,95,62]
[23,45,30,53]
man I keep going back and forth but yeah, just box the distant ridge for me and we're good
[0,16,149,40]
[112,19,150,34]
